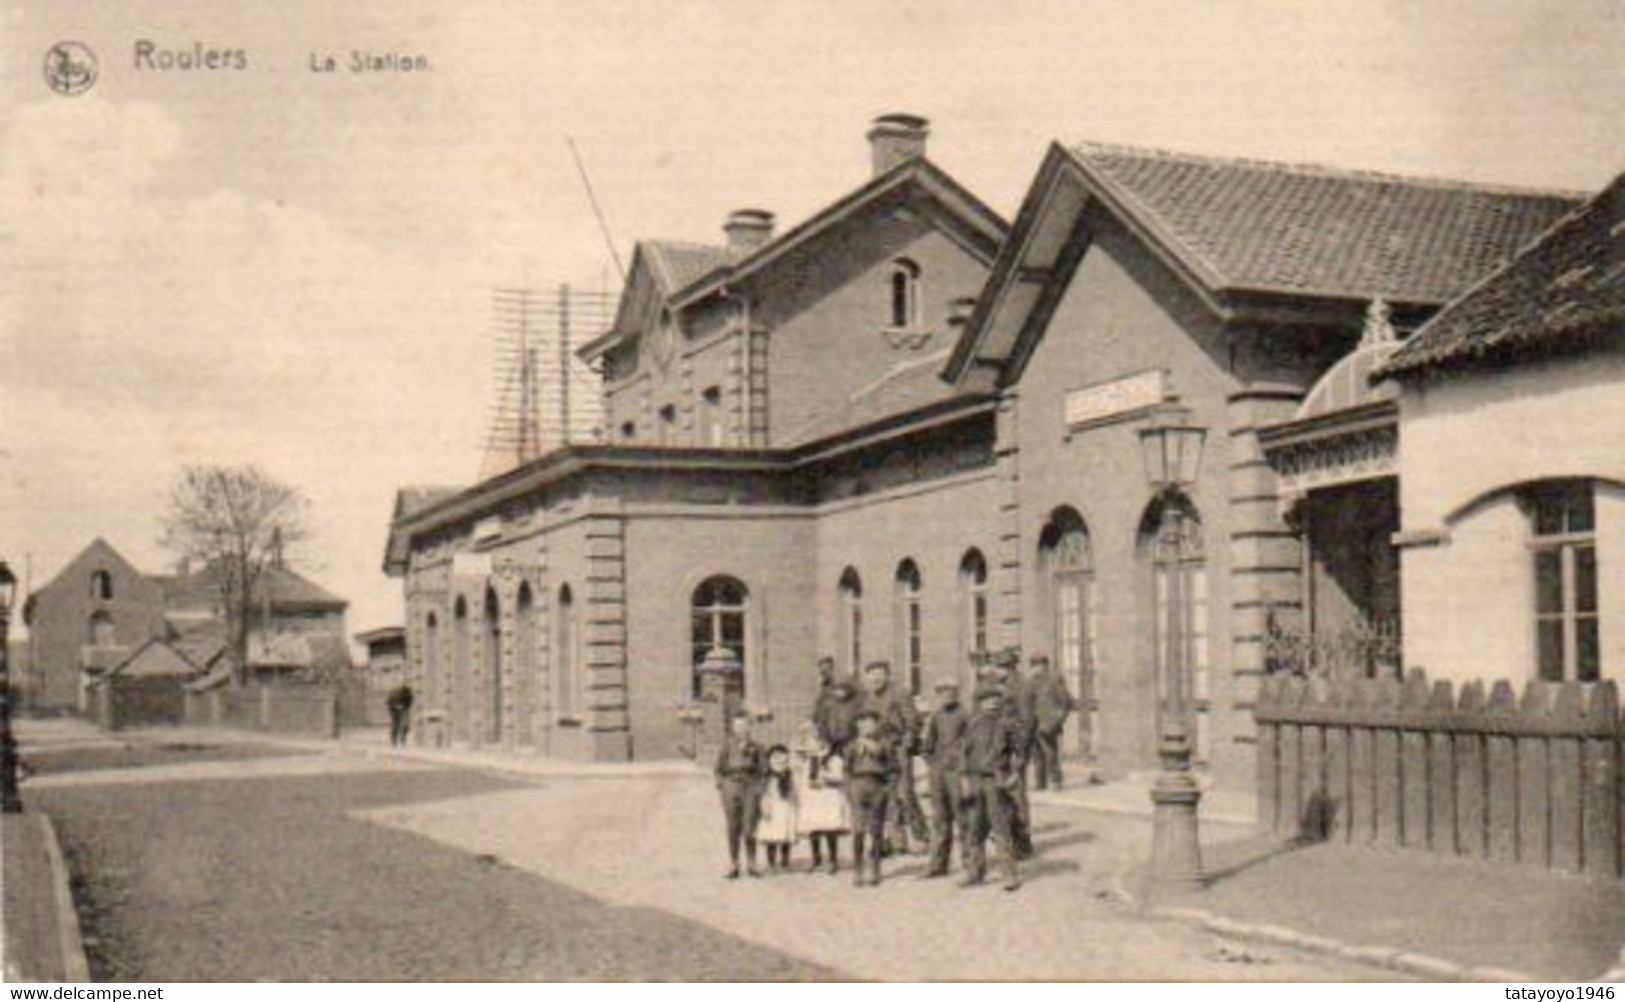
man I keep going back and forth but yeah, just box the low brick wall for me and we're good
[183,683,339,739]
[1255,670,1624,877]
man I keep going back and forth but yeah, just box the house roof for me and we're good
[101,639,203,682]
[580,157,1007,363]
[645,240,735,294]
[397,485,462,520]
[170,561,346,611]
[777,349,967,448]
[1378,173,1625,380]
[945,141,1585,386]
[1063,142,1583,304]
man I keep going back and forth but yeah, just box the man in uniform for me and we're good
[816,673,861,752]
[714,708,765,879]
[958,685,1022,891]
[845,709,896,886]
[857,661,929,853]
[385,682,414,747]
[919,678,969,878]
[990,648,1036,860]
[1028,654,1078,790]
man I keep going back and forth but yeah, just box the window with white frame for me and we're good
[1042,509,1097,756]
[895,559,924,696]
[1527,480,1600,682]
[691,576,749,699]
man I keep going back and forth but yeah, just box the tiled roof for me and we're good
[643,241,733,294]
[1380,174,1625,378]
[171,561,346,610]
[1067,142,1583,304]
[778,349,969,448]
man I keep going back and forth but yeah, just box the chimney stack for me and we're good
[867,114,930,175]
[724,209,775,255]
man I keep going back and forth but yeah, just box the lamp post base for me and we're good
[1148,736,1203,896]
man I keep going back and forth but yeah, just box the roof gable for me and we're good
[1379,173,1624,380]
[947,141,1585,387]
[107,639,201,680]
[673,158,1006,309]
[1066,143,1580,304]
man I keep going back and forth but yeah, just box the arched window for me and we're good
[839,568,864,676]
[556,585,578,717]
[888,258,920,329]
[515,583,536,746]
[452,596,471,742]
[90,570,113,601]
[484,587,503,745]
[1524,479,1600,682]
[88,610,115,647]
[959,549,989,661]
[423,611,440,710]
[1138,492,1209,763]
[691,576,749,699]
[1041,509,1097,757]
[894,560,924,695]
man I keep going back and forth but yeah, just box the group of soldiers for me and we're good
[713,647,1077,891]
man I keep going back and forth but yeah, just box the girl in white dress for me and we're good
[755,745,798,872]
[795,730,850,875]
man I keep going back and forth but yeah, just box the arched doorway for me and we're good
[484,586,503,746]
[1040,508,1095,759]
[423,612,440,724]
[958,549,989,664]
[1138,492,1209,766]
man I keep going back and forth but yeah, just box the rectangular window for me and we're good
[1530,481,1600,682]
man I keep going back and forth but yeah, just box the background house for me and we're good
[24,539,351,713]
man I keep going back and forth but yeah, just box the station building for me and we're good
[384,118,1583,786]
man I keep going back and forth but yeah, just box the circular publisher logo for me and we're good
[45,41,97,96]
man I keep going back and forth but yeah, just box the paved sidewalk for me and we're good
[1127,832,1625,981]
[357,774,1389,980]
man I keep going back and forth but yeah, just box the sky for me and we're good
[3,0,1623,638]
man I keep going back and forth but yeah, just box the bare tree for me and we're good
[160,465,312,685]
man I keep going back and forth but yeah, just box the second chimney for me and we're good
[867,113,930,175]
[724,208,775,255]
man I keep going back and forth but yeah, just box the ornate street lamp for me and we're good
[0,560,21,813]
[1137,404,1207,894]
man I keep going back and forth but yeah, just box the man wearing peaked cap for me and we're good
[919,677,970,878]
[957,684,1021,891]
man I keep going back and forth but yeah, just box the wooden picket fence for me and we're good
[1254,669,1624,878]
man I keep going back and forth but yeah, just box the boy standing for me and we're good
[919,679,969,878]
[715,709,765,879]
[845,710,896,887]
[959,685,1023,891]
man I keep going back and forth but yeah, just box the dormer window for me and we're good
[888,258,920,329]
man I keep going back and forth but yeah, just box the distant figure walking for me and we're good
[386,683,415,747]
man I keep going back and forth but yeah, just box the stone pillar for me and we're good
[582,499,632,761]
[994,389,1024,652]
[1221,384,1306,787]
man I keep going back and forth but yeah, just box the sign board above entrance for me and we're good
[1064,369,1170,430]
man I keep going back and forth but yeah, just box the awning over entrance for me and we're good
[1259,299,1401,514]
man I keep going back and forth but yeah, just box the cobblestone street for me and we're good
[28,743,840,981]
[23,725,1392,980]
